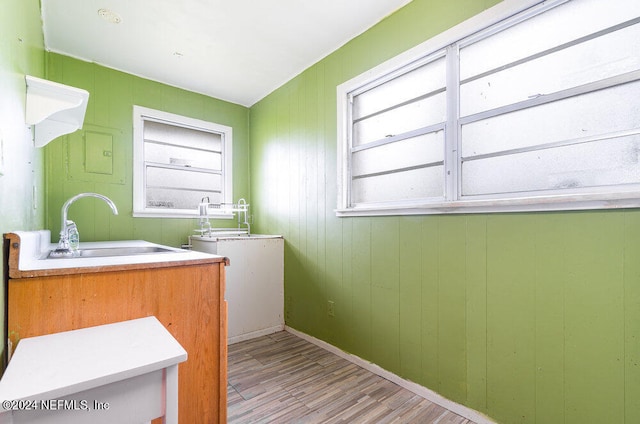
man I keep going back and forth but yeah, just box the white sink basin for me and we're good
[47,245,182,259]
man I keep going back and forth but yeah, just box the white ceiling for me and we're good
[41,0,413,107]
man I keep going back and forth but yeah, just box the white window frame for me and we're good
[133,106,233,218]
[336,0,640,216]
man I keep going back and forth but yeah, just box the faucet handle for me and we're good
[57,220,78,251]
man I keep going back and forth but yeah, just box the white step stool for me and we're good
[0,316,187,424]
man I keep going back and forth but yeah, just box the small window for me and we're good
[133,106,233,218]
[337,0,640,216]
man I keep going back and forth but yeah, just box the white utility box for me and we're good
[191,234,284,344]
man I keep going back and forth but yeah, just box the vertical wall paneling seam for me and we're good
[531,216,536,423]
[436,218,441,390]
[484,216,489,413]
[624,212,628,423]
[464,216,471,407]
[418,217,430,387]
[395,218,399,365]
[463,217,468,402]
[368,218,373,354]
[554,214,567,424]
[320,68,327,332]
[246,108,251,205]
[562,220,567,424]
[420,217,424,384]
[398,218,402,371]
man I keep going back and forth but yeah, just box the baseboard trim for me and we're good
[228,325,285,345]
[285,326,496,424]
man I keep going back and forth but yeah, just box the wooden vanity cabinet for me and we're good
[5,237,228,424]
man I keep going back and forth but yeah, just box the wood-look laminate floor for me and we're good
[228,331,476,424]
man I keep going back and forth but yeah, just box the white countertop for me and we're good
[11,230,223,272]
[0,316,187,403]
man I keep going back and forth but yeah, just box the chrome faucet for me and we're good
[57,193,119,253]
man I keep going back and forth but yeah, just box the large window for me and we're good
[133,106,233,217]
[337,0,640,216]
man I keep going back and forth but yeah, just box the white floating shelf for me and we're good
[25,75,89,148]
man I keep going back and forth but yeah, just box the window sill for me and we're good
[336,193,640,217]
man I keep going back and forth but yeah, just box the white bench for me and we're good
[0,316,187,424]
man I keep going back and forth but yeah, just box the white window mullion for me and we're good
[445,44,460,202]
[346,93,355,208]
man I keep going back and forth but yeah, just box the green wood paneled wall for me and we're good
[43,54,250,247]
[249,0,640,423]
[0,0,45,370]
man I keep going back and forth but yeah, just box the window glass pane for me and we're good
[462,135,640,196]
[146,188,222,210]
[353,56,446,120]
[461,80,640,158]
[145,141,222,170]
[352,131,444,177]
[352,166,444,204]
[144,120,222,151]
[461,23,640,116]
[460,0,640,80]
[146,166,222,193]
[353,92,445,147]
